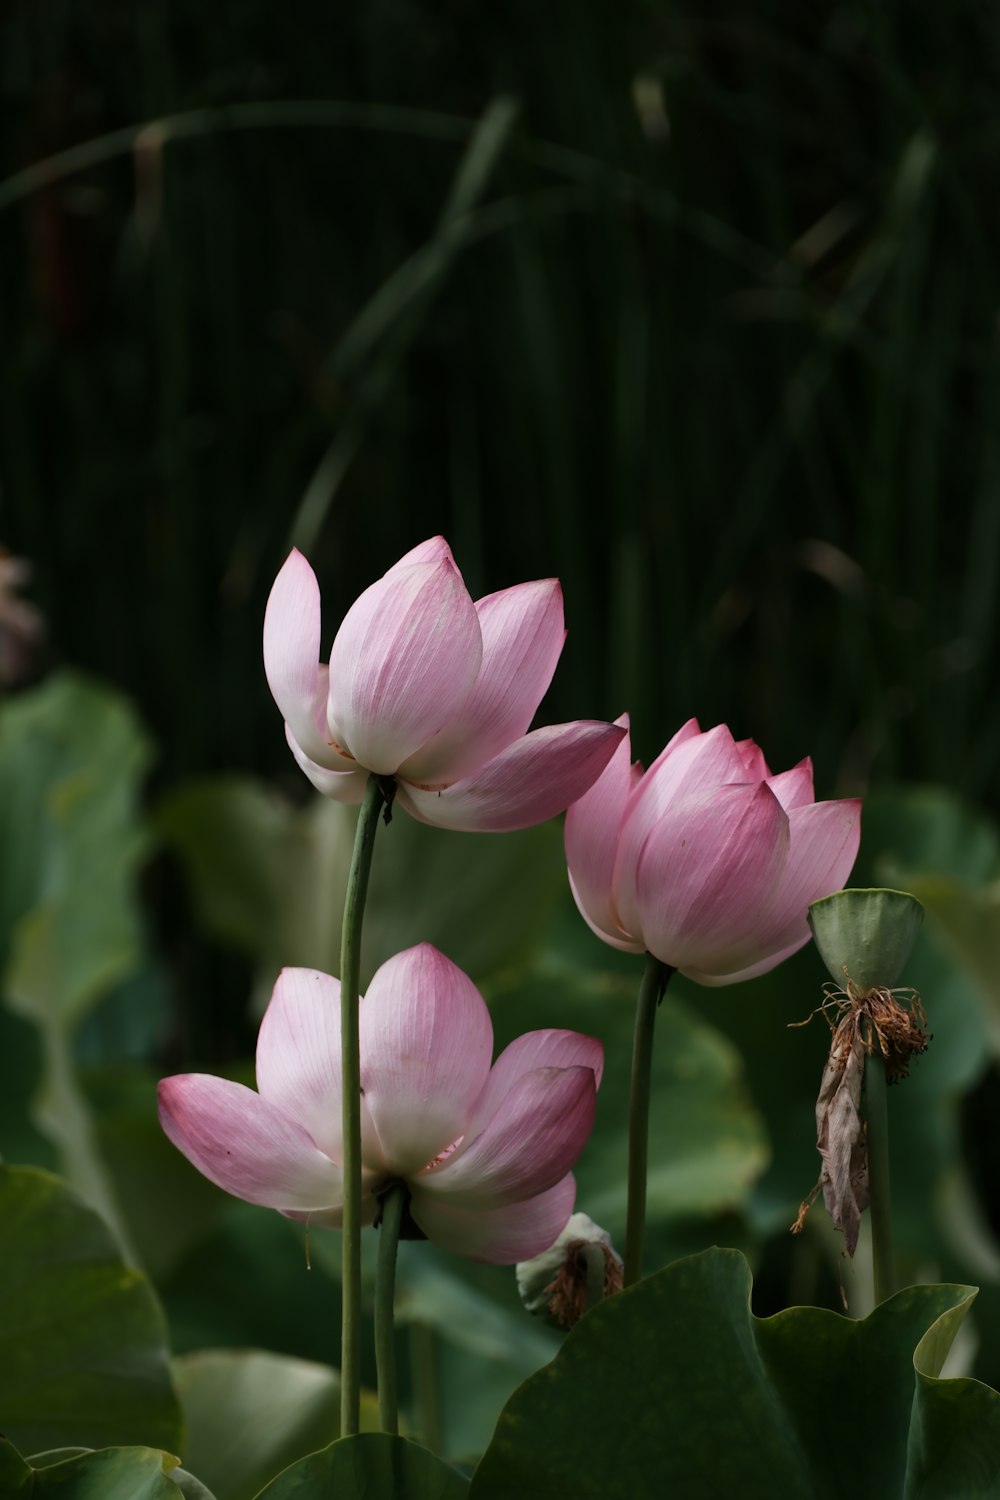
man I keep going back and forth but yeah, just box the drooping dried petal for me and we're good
[815,1022,869,1256]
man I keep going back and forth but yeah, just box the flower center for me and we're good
[421,1135,464,1173]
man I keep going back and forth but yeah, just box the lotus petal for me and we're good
[396,720,626,832]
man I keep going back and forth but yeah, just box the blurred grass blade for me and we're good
[290,96,520,554]
[0,100,479,215]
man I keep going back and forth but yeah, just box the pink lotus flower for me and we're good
[263,537,625,831]
[158,944,602,1263]
[565,717,861,985]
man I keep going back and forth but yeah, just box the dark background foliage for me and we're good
[2,0,997,798]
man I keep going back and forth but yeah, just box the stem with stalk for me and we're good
[863,1032,895,1305]
[623,954,674,1288]
[374,1182,408,1434]
[339,773,386,1435]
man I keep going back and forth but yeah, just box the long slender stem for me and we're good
[339,774,385,1436]
[375,1183,407,1435]
[623,954,673,1288]
[409,1321,443,1454]
[863,1037,895,1304]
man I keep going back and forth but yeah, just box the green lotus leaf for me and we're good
[252,1434,468,1498]
[0,1165,181,1456]
[470,1247,1000,1499]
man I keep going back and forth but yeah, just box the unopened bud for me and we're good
[516,1213,623,1330]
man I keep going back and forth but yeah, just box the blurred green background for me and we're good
[1,0,999,1488]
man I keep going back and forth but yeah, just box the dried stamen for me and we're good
[543,1239,624,1330]
[790,975,930,1252]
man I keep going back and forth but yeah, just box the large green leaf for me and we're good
[470,1248,1000,1499]
[0,672,151,1028]
[0,1165,181,1456]
[0,1442,203,1498]
[0,672,153,1253]
[173,1349,376,1500]
[27,1448,216,1500]
[0,1005,52,1167]
[253,1435,468,1498]
[0,1437,32,1495]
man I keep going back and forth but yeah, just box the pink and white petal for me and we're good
[158,1075,343,1211]
[417,1065,596,1209]
[766,757,815,812]
[735,737,771,780]
[385,536,456,573]
[327,560,482,774]
[612,721,744,939]
[465,1030,604,1141]
[568,869,645,953]
[564,714,643,948]
[634,782,790,974]
[677,798,859,983]
[658,715,703,761]
[408,1175,576,1264]
[746,797,862,956]
[395,720,627,833]
[682,933,809,987]
[399,579,565,785]
[255,968,382,1166]
[285,725,369,803]
[639,722,746,807]
[360,944,494,1177]
[263,551,335,765]
[281,1192,379,1231]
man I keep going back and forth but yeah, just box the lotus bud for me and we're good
[516,1212,623,1330]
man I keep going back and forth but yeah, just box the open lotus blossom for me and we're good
[263,537,625,831]
[565,716,861,985]
[158,944,602,1263]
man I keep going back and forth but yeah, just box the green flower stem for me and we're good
[339,773,385,1436]
[409,1321,443,1454]
[863,1035,895,1305]
[623,954,674,1288]
[375,1182,407,1435]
